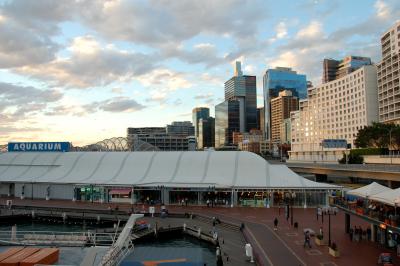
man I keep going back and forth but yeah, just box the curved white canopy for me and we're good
[0,151,338,189]
[347,182,391,198]
[369,188,400,206]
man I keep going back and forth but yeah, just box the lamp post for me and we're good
[325,206,338,246]
[291,192,296,226]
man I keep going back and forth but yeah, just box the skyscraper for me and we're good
[215,99,241,148]
[192,107,210,146]
[323,56,372,83]
[263,67,307,141]
[224,61,257,132]
[214,62,257,147]
[270,90,298,144]
[198,117,215,149]
[377,21,400,125]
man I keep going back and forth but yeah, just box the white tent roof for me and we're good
[347,182,391,198]
[0,151,338,189]
[369,188,400,206]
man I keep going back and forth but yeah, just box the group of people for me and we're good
[349,225,371,242]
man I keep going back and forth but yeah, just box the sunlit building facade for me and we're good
[289,65,379,163]
[377,21,400,125]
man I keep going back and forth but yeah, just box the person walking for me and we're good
[273,217,278,231]
[304,230,311,248]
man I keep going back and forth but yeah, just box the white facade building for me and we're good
[289,65,379,163]
[377,21,400,124]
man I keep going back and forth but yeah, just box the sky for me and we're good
[0,0,399,146]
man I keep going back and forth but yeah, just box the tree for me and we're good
[354,122,400,150]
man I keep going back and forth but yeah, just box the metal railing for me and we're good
[0,230,120,247]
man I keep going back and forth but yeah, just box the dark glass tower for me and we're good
[215,100,240,147]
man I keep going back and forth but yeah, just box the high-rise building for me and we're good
[323,56,372,83]
[215,62,257,147]
[198,117,215,149]
[289,65,378,163]
[215,99,240,148]
[166,121,195,136]
[377,21,400,125]
[280,118,292,144]
[224,62,257,132]
[263,67,307,141]
[270,90,299,144]
[257,107,265,135]
[192,107,210,145]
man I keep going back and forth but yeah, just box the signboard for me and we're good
[8,142,70,152]
[321,139,347,149]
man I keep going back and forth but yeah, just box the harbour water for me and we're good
[122,235,217,266]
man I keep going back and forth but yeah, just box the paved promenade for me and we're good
[0,198,398,266]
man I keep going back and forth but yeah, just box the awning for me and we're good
[109,189,132,195]
[369,188,400,206]
[347,182,391,198]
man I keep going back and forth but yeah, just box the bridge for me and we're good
[287,163,400,187]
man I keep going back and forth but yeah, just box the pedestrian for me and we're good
[319,226,323,238]
[207,199,210,208]
[273,217,278,231]
[304,230,311,248]
[349,227,353,241]
[185,198,188,207]
[367,227,371,241]
[181,199,185,206]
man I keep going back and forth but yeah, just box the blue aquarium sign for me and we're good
[8,142,70,152]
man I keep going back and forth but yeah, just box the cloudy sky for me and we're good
[0,0,399,146]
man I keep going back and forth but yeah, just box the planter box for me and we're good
[315,238,327,246]
[329,247,340,257]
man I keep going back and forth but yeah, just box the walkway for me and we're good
[0,198,399,266]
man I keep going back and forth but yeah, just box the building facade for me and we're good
[166,121,195,136]
[215,100,241,148]
[257,107,265,136]
[377,21,400,125]
[192,107,210,146]
[280,118,292,144]
[198,117,215,149]
[270,90,299,144]
[215,62,257,147]
[289,65,379,163]
[127,123,195,151]
[323,56,372,83]
[263,67,307,141]
[224,62,257,132]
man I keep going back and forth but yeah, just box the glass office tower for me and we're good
[224,74,257,131]
[263,67,307,140]
[215,100,240,147]
[192,107,210,147]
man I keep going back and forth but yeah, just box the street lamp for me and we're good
[291,192,296,226]
[324,206,338,246]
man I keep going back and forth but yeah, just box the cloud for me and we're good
[138,68,192,91]
[276,22,288,39]
[16,36,157,88]
[85,97,146,113]
[296,20,322,39]
[76,0,268,45]
[161,43,225,67]
[0,82,63,120]
[194,93,214,100]
[0,15,59,68]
